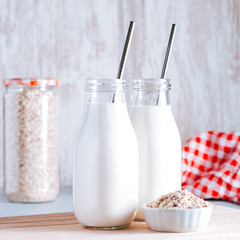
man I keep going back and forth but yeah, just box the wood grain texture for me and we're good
[0,0,239,186]
[0,205,240,239]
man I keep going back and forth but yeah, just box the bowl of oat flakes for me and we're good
[142,190,212,232]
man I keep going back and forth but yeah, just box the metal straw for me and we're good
[112,21,135,103]
[116,21,135,79]
[160,24,177,79]
[156,24,177,106]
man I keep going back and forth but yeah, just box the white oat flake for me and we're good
[146,190,211,209]
[4,87,60,202]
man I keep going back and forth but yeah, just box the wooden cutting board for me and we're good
[0,205,239,240]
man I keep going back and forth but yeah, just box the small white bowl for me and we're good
[142,203,212,232]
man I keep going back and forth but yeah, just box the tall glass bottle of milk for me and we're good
[129,78,181,220]
[73,79,138,229]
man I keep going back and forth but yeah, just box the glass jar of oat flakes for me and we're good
[3,78,60,202]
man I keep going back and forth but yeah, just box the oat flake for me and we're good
[147,190,211,209]
[4,87,59,202]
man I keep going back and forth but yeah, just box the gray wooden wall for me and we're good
[0,0,239,186]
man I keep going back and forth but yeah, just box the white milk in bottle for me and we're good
[129,79,181,220]
[73,79,138,229]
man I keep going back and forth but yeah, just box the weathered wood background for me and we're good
[0,0,239,186]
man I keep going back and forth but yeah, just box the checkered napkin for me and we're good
[182,131,240,203]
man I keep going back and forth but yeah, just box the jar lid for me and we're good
[2,78,59,86]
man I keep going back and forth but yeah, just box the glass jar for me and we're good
[73,79,138,229]
[3,78,60,202]
[129,78,181,220]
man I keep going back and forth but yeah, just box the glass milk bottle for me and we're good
[129,78,181,220]
[73,79,138,229]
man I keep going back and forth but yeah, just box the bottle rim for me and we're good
[85,79,126,92]
[129,78,171,91]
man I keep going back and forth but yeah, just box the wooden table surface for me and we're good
[0,205,239,240]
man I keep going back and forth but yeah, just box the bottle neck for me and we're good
[156,90,170,106]
[130,78,171,107]
[85,91,126,103]
[130,90,170,106]
[84,79,126,104]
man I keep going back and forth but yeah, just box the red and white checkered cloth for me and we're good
[182,131,240,203]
